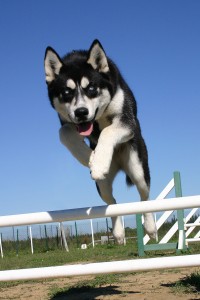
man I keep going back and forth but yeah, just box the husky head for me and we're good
[44,40,114,136]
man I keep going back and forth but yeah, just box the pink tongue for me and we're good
[77,122,93,136]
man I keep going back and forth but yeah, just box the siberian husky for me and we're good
[44,40,157,244]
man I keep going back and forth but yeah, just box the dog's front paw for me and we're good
[89,151,109,181]
[90,167,108,181]
[112,217,125,245]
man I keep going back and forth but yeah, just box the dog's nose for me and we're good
[75,107,89,118]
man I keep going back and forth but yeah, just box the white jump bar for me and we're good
[0,195,200,227]
[185,223,200,227]
[0,254,200,282]
[186,238,200,243]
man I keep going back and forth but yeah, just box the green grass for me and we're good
[49,270,200,298]
[0,243,136,290]
[172,271,200,294]
[1,239,200,297]
[0,242,137,271]
[1,240,200,276]
[48,274,124,299]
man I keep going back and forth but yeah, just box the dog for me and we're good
[44,39,157,244]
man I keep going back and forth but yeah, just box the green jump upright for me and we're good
[136,171,186,256]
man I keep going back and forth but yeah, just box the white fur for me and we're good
[124,149,157,239]
[54,87,111,125]
[89,88,132,181]
[95,160,125,244]
[94,89,111,121]
[81,77,89,89]
[45,50,62,83]
[89,118,132,181]
[112,217,125,244]
[53,97,71,122]
[66,79,76,89]
[96,87,123,129]
[87,43,109,73]
[104,87,124,116]
[143,213,158,240]
[125,150,149,199]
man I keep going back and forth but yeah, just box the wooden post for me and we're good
[44,225,49,251]
[75,222,79,248]
[90,219,95,248]
[29,226,34,254]
[106,218,110,243]
[16,229,19,256]
[60,223,69,252]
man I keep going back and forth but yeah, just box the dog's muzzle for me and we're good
[74,107,98,137]
[74,107,89,120]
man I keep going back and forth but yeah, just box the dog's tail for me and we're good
[126,175,134,187]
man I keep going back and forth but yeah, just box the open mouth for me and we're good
[76,122,94,136]
[76,108,98,137]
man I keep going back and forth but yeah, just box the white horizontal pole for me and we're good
[0,195,200,228]
[185,223,200,228]
[186,216,200,237]
[186,238,200,243]
[0,254,200,282]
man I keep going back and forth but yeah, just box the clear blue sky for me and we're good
[0,0,199,216]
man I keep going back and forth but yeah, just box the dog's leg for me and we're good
[123,148,157,239]
[136,183,157,240]
[96,162,125,245]
[59,124,92,167]
[89,121,132,181]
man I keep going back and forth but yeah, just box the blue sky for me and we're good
[0,0,200,217]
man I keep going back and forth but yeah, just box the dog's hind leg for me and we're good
[123,147,157,240]
[96,162,125,245]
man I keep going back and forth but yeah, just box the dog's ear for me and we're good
[44,47,63,83]
[87,40,109,73]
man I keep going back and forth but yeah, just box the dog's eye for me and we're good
[64,88,73,95]
[88,85,95,91]
[61,88,74,102]
[86,85,98,98]
[65,89,70,95]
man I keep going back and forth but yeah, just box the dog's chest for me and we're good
[88,117,111,146]
[97,117,111,131]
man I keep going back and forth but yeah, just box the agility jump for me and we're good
[0,195,200,282]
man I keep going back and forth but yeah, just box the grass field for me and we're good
[0,240,200,298]
[1,232,200,271]
[0,242,138,270]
